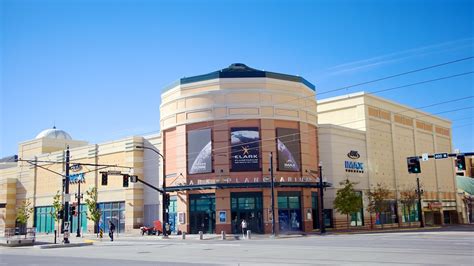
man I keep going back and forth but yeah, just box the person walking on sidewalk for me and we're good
[241,219,247,238]
[108,221,116,242]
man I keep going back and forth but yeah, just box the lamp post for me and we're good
[76,178,83,237]
[318,162,326,234]
[136,145,168,238]
[306,165,326,235]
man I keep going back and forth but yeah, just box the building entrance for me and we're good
[189,194,215,234]
[231,192,264,234]
[278,192,302,232]
[168,198,177,233]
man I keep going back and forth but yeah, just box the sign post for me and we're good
[63,221,70,244]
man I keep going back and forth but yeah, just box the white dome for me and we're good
[35,127,72,140]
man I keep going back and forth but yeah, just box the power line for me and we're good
[369,72,474,95]
[75,56,474,145]
[158,70,473,146]
[32,96,471,167]
[317,56,474,95]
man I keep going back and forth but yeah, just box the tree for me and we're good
[399,187,417,226]
[50,190,62,237]
[333,179,363,229]
[16,199,34,226]
[85,187,101,237]
[367,183,391,229]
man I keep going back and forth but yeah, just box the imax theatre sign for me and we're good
[345,150,364,173]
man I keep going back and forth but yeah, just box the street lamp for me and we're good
[318,162,326,234]
[269,152,276,237]
[136,145,168,238]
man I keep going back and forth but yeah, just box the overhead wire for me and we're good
[88,56,474,144]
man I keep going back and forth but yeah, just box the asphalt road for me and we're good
[1,227,473,265]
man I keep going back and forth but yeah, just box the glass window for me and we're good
[402,202,419,223]
[376,200,398,224]
[311,192,319,229]
[278,196,288,209]
[98,201,126,233]
[288,196,300,209]
[350,192,364,227]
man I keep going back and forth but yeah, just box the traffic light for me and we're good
[122,174,129,187]
[163,194,170,208]
[58,209,64,220]
[407,156,421,174]
[456,155,466,170]
[71,205,77,216]
[101,172,108,186]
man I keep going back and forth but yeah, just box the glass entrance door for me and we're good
[168,198,177,233]
[231,192,264,234]
[189,194,215,234]
[278,192,302,232]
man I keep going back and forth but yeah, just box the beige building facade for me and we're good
[318,92,460,229]
[0,128,164,234]
[0,65,465,236]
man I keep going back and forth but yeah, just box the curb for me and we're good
[329,226,443,235]
[36,242,93,249]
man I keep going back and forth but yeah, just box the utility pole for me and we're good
[416,176,425,228]
[270,152,276,237]
[319,163,326,234]
[63,146,70,243]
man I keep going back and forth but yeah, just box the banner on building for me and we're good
[187,128,212,174]
[230,127,260,171]
[276,128,301,172]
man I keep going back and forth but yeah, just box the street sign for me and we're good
[434,153,448,159]
[107,170,122,175]
[421,153,429,162]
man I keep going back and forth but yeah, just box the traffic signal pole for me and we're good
[416,176,424,228]
[63,146,70,244]
[135,145,168,238]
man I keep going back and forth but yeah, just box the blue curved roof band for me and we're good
[163,63,315,92]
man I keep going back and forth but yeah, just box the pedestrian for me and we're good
[241,219,247,238]
[108,220,116,242]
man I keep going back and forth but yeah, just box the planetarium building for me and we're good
[160,63,321,234]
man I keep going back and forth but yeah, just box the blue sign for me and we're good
[345,161,364,172]
[69,173,85,183]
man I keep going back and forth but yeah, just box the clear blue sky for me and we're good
[1,0,473,157]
